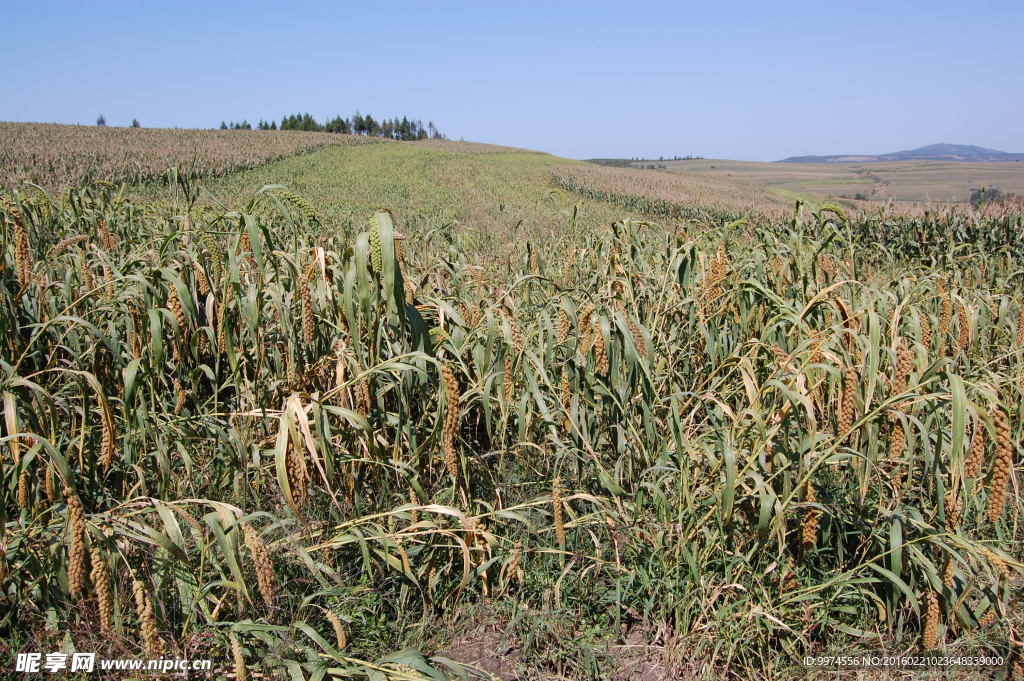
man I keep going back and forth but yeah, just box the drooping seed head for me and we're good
[325,610,346,650]
[839,368,857,437]
[986,406,1012,523]
[100,404,116,472]
[132,578,163,656]
[243,524,276,608]
[938,296,951,355]
[593,319,609,376]
[624,314,648,357]
[64,486,88,598]
[232,636,247,681]
[964,414,986,478]
[51,234,89,257]
[552,477,565,548]
[90,545,113,632]
[955,303,970,353]
[942,556,955,588]
[944,489,962,531]
[801,481,819,553]
[441,363,461,478]
[173,380,186,416]
[16,471,29,508]
[557,307,570,344]
[918,313,931,350]
[891,341,913,398]
[192,260,210,296]
[97,217,116,250]
[284,436,309,510]
[922,589,939,650]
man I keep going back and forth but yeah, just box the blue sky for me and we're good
[2,1,1021,161]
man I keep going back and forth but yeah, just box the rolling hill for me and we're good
[779,143,1024,163]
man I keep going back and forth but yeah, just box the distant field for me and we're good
[550,162,789,220]
[620,157,1024,205]
[0,122,387,190]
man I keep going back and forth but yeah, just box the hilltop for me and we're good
[779,143,1024,163]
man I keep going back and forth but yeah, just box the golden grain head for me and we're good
[504,310,524,354]
[325,610,346,650]
[986,406,1012,523]
[918,313,932,349]
[922,589,939,650]
[64,487,88,598]
[944,490,962,531]
[51,234,89,257]
[100,404,116,472]
[965,414,986,478]
[892,341,913,396]
[557,306,570,343]
[887,420,907,471]
[625,314,647,356]
[243,524,276,607]
[13,218,32,287]
[284,436,309,510]
[552,477,566,548]
[43,463,56,502]
[16,470,29,508]
[839,368,857,436]
[956,302,970,352]
[132,578,163,656]
[506,543,523,585]
[801,481,819,553]
[97,217,116,250]
[441,363,461,478]
[942,556,955,588]
[980,547,1010,582]
[192,259,210,296]
[232,636,247,681]
[90,545,113,632]
[593,319,609,376]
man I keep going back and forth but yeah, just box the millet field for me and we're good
[1,128,1023,680]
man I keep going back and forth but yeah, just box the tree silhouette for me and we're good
[216,111,443,139]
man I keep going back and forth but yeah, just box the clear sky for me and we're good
[3,1,1021,161]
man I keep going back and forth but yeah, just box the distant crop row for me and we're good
[552,163,794,220]
[0,122,388,191]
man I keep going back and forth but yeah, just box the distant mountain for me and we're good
[778,143,1024,163]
